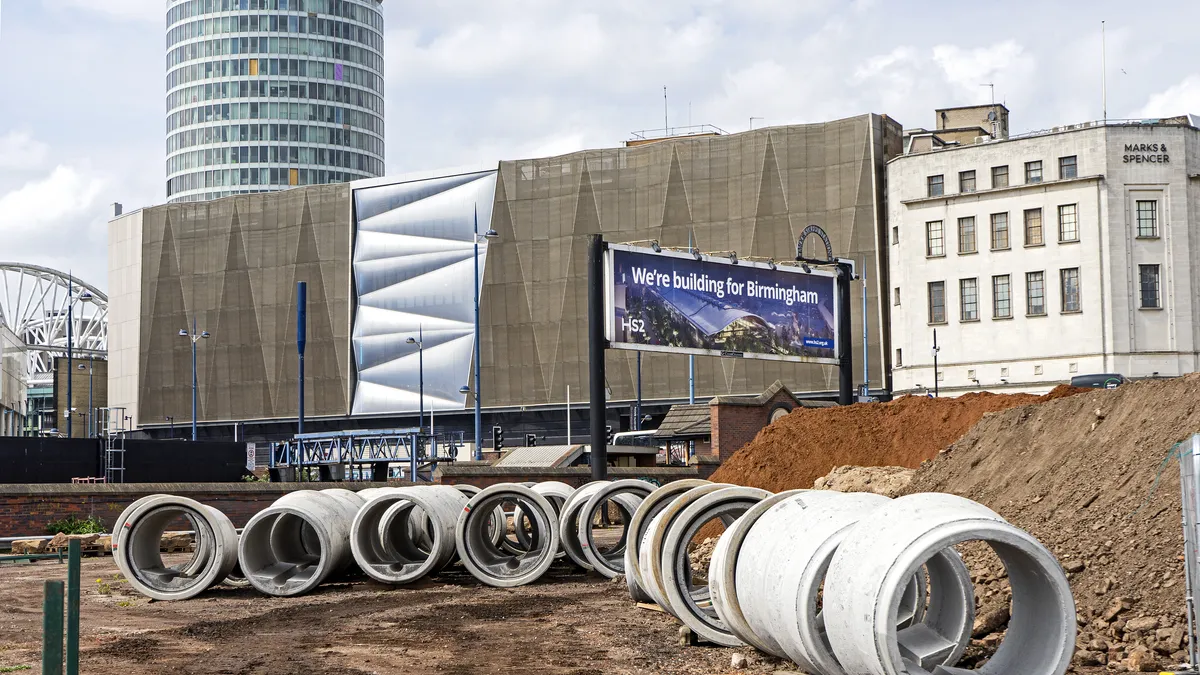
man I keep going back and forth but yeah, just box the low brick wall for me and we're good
[436,463,717,489]
[0,482,400,537]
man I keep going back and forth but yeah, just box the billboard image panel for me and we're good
[605,244,839,364]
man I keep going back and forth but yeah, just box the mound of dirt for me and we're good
[813,465,915,497]
[709,390,1072,492]
[906,373,1200,671]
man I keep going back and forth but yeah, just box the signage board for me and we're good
[604,244,839,364]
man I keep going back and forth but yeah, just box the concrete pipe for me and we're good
[455,483,561,587]
[239,489,360,597]
[454,484,505,548]
[624,479,712,603]
[205,505,250,588]
[578,479,655,578]
[513,481,575,553]
[350,486,467,585]
[824,492,1076,675]
[116,495,238,601]
[557,481,612,569]
[707,489,807,655]
[637,483,733,611]
[659,486,772,646]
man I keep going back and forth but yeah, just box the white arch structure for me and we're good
[0,263,108,387]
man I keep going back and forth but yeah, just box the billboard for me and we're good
[604,244,839,364]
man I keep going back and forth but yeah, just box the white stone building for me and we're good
[888,113,1200,395]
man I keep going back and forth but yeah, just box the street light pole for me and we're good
[66,273,73,439]
[179,319,211,441]
[932,329,941,398]
[472,207,498,461]
[407,329,424,433]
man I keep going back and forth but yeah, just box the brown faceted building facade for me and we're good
[109,114,901,431]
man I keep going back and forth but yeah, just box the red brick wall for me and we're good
[711,390,797,463]
[437,465,714,489]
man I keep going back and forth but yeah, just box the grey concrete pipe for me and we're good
[455,483,561,587]
[658,486,772,646]
[824,492,1075,675]
[637,483,733,611]
[707,489,807,654]
[577,479,654,578]
[513,481,575,552]
[114,494,238,601]
[624,479,711,603]
[238,489,361,597]
[557,481,611,569]
[350,486,467,585]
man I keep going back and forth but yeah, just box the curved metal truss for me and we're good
[0,263,108,387]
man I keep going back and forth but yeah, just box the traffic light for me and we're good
[492,425,503,451]
[605,425,613,445]
[525,433,537,447]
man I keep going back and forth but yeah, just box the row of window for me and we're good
[167,35,383,74]
[927,155,1078,197]
[168,0,384,33]
[167,13,382,53]
[166,56,383,94]
[166,99,385,137]
[922,204,1088,257]
[167,79,383,116]
[167,122,383,158]
[167,144,381,175]
[919,269,1082,324]
[166,165,376,197]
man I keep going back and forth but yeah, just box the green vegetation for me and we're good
[0,665,33,672]
[45,515,106,535]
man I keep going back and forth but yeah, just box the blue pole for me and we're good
[418,325,424,433]
[473,206,483,460]
[66,274,73,438]
[297,281,307,438]
[191,316,197,441]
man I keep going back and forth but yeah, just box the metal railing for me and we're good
[269,428,463,481]
[1178,433,1200,668]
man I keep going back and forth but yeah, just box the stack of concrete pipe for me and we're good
[630,482,1078,675]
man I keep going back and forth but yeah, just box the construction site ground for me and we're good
[0,556,787,675]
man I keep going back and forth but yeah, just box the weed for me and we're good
[45,515,106,535]
[0,665,32,672]
[95,578,112,595]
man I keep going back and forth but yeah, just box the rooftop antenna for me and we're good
[1101,20,1108,123]
[981,83,997,137]
[663,86,668,136]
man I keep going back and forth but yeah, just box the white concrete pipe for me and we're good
[238,489,361,597]
[624,479,712,603]
[452,484,505,547]
[637,483,733,611]
[659,486,772,646]
[557,481,611,569]
[824,493,1076,675]
[513,481,575,552]
[115,495,238,601]
[455,483,561,587]
[707,489,807,655]
[577,479,654,578]
[350,486,467,585]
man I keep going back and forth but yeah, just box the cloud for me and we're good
[0,131,48,170]
[0,165,108,283]
[1133,75,1200,118]
[51,0,161,23]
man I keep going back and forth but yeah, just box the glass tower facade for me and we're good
[166,0,385,203]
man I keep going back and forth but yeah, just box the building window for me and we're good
[991,165,1009,188]
[1136,200,1159,238]
[928,281,946,324]
[892,225,899,245]
[1059,155,1077,179]
[1001,367,1010,378]
[1069,362,1078,373]
[990,213,1010,250]
[1139,264,1161,308]
[958,216,977,254]
[960,278,978,321]
[926,220,945,257]
[894,287,901,306]
[1058,204,1078,242]
[960,170,976,193]
[967,369,976,381]
[1025,160,1043,183]
[1026,271,1046,316]
[1060,267,1081,312]
[928,174,944,197]
[992,274,1011,318]
[896,348,903,367]
[1024,208,1043,246]
[1034,365,1044,375]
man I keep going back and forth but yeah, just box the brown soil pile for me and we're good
[710,390,1067,492]
[906,373,1200,671]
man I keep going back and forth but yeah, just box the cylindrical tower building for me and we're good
[165,0,384,203]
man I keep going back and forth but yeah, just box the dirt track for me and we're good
[0,557,785,675]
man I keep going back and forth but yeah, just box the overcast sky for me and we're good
[2,0,1199,290]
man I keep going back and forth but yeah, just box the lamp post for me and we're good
[931,329,941,398]
[179,319,211,441]
[472,206,498,460]
[166,416,174,439]
[406,327,424,433]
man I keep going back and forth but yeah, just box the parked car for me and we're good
[1070,373,1126,389]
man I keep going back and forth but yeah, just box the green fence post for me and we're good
[66,539,80,675]
[42,579,64,675]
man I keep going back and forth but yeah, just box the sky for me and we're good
[2,0,1200,290]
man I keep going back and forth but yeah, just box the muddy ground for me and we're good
[0,557,793,675]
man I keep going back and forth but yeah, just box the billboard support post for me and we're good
[836,261,854,405]
[588,234,608,480]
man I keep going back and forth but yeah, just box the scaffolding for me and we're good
[97,407,128,484]
[269,428,462,482]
